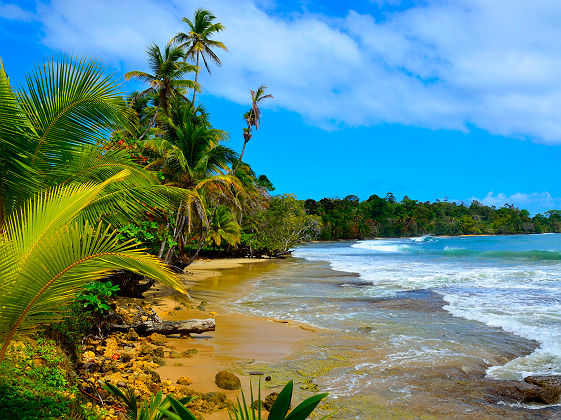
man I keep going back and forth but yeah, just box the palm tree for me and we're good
[205,205,241,250]
[125,43,199,139]
[0,173,186,361]
[235,85,273,171]
[172,8,227,104]
[142,101,241,262]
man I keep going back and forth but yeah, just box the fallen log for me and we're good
[108,306,214,335]
[108,315,215,335]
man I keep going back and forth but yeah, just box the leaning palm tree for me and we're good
[0,172,187,362]
[172,8,227,104]
[235,85,273,171]
[143,101,241,262]
[125,43,199,139]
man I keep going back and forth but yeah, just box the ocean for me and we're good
[232,234,561,418]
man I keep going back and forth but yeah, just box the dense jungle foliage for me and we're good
[304,193,561,240]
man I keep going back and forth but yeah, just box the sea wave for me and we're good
[351,240,412,253]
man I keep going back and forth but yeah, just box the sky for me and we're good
[2,0,561,213]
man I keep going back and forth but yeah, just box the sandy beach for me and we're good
[148,258,317,419]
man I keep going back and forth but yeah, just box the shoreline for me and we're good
[148,258,318,419]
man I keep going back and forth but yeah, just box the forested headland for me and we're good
[303,193,561,240]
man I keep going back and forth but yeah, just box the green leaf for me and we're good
[284,393,329,420]
[267,380,293,420]
[167,396,198,420]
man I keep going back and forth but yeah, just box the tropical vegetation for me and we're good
[305,193,561,239]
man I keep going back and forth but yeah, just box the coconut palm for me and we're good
[0,172,187,362]
[0,57,135,223]
[125,43,199,139]
[142,101,241,262]
[235,85,273,171]
[172,8,227,104]
[205,205,241,249]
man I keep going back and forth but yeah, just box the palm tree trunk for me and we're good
[191,54,200,105]
[139,102,161,141]
[186,203,218,266]
[233,139,249,173]
[164,202,189,264]
[157,222,170,259]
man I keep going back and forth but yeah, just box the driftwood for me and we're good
[108,305,214,336]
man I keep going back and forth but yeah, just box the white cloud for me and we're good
[0,3,34,20]
[29,0,561,142]
[468,192,561,213]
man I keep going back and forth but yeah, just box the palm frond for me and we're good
[0,179,186,360]
[16,56,128,167]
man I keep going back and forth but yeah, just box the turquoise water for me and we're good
[238,234,561,382]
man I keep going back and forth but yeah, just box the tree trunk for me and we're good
[234,139,249,173]
[186,203,219,266]
[191,54,200,105]
[164,202,189,264]
[108,316,214,336]
[139,102,161,141]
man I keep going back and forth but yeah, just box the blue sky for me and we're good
[2,0,561,213]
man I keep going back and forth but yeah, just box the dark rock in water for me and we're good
[215,370,241,390]
[264,392,281,411]
[524,376,561,404]
[357,326,373,333]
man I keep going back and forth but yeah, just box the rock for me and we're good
[117,381,126,388]
[148,333,167,346]
[123,346,134,352]
[177,376,193,386]
[524,375,561,404]
[144,368,161,383]
[215,370,241,390]
[153,357,166,366]
[252,400,266,410]
[153,346,164,358]
[121,352,132,363]
[264,392,279,411]
[126,329,139,341]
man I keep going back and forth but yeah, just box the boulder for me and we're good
[215,370,241,390]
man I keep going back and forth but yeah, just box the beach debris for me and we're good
[108,305,215,336]
[249,371,264,376]
[215,370,241,390]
